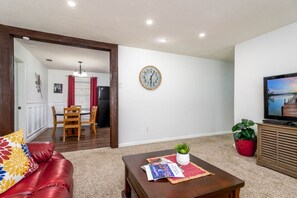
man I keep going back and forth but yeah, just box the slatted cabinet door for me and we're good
[257,123,297,178]
[278,129,297,172]
[258,126,277,163]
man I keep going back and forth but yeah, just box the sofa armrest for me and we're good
[27,142,55,163]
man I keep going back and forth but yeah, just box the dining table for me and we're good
[55,110,90,116]
[55,110,90,140]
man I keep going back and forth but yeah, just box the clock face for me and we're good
[139,66,162,90]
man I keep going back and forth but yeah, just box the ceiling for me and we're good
[1,0,297,62]
[16,39,110,73]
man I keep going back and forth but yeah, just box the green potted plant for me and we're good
[175,143,190,165]
[232,119,257,156]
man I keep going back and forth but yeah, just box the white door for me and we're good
[14,59,27,140]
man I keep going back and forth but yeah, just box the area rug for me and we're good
[62,134,297,198]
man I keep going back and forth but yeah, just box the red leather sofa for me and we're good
[0,142,73,198]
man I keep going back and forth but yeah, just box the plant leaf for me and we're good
[234,132,242,140]
[175,143,190,154]
[232,124,240,132]
[247,120,255,126]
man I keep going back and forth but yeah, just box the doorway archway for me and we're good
[0,24,118,148]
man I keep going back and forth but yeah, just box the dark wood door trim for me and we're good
[0,24,118,148]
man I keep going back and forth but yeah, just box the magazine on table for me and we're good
[142,157,184,181]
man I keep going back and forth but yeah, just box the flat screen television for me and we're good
[264,72,297,122]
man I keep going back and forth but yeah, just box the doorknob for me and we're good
[18,106,21,110]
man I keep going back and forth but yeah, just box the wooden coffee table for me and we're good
[122,149,244,198]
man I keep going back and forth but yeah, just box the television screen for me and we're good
[264,73,297,122]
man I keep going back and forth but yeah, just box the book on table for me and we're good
[143,154,214,184]
[142,157,184,181]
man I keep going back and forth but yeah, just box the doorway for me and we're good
[14,58,27,140]
[14,38,112,150]
[0,24,118,148]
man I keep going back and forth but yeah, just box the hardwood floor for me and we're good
[32,126,110,153]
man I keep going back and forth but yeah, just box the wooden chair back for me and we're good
[51,106,64,136]
[52,106,64,124]
[90,106,98,123]
[63,107,81,127]
[52,106,57,123]
[81,106,98,134]
[63,107,81,142]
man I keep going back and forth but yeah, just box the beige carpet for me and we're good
[62,134,297,198]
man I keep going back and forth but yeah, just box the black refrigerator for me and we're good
[97,86,110,128]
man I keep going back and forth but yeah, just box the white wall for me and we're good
[14,39,48,141]
[119,46,234,146]
[48,69,109,104]
[47,69,109,127]
[234,22,297,124]
[14,40,48,102]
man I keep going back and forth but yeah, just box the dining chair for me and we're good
[63,107,81,142]
[51,106,63,136]
[81,106,98,134]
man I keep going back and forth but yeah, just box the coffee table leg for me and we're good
[233,188,240,198]
[122,165,131,198]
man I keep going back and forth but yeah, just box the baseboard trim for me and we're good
[27,125,48,142]
[119,130,231,147]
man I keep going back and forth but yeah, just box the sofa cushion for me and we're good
[35,159,73,192]
[0,130,39,194]
[1,163,48,196]
[27,142,55,163]
[0,158,73,198]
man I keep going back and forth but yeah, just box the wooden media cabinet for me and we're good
[257,123,297,178]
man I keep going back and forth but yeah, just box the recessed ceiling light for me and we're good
[159,38,167,43]
[67,1,76,7]
[199,32,206,38]
[146,19,153,25]
[22,36,30,40]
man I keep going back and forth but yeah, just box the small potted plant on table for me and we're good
[175,143,190,165]
[232,119,257,157]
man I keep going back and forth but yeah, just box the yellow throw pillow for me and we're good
[0,129,39,194]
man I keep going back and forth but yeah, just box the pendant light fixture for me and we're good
[73,61,87,77]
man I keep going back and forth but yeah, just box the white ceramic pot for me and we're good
[176,152,190,165]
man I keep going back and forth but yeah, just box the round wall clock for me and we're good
[139,66,162,90]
